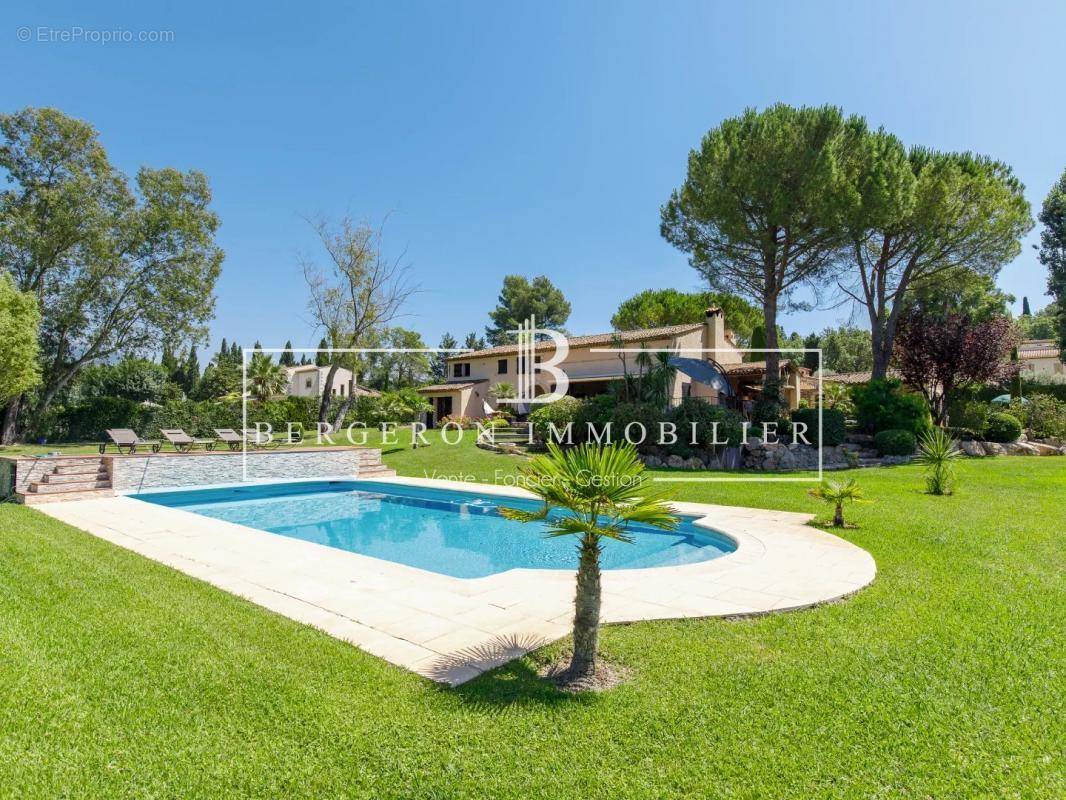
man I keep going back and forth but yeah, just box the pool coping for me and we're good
[35,475,877,686]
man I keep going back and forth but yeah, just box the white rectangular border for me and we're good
[242,346,825,484]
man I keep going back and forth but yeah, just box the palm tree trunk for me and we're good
[569,534,603,677]
[834,503,844,527]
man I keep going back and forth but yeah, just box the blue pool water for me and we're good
[133,481,735,579]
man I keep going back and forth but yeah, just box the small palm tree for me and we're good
[916,427,962,495]
[500,442,679,680]
[247,353,288,402]
[490,382,516,401]
[808,477,866,527]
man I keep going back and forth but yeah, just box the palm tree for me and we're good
[916,428,962,495]
[808,477,866,527]
[500,442,679,680]
[247,353,288,402]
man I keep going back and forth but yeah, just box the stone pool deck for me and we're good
[36,476,876,685]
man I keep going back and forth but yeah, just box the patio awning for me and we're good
[669,357,734,397]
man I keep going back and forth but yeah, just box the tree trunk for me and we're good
[762,298,780,395]
[834,503,844,527]
[1,396,22,445]
[568,534,603,677]
[318,363,340,427]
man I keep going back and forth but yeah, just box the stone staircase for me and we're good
[17,457,114,504]
[355,448,396,479]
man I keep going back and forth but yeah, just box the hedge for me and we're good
[791,407,846,447]
[873,428,917,456]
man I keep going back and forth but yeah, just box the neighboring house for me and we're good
[284,365,380,399]
[418,307,810,427]
[1019,340,1064,376]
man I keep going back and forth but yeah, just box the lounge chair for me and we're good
[100,428,161,454]
[159,429,215,453]
[212,428,244,451]
[243,427,303,449]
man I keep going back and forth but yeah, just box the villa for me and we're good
[1019,339,1064,376]
[418,307,811,426]
[284,364,380,399]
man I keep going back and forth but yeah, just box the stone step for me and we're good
[17,488,116,505]
[41,470,109,484]
[54,462,108,475]
[28,479,112,494]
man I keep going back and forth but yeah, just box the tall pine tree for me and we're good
[315,337,330,367]
[182,347,200,395]
[432,333,458,382]
[279,340,296,366]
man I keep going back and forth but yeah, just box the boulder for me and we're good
[666,454,685,468]
[960,440,986,457]
[682,456,704,470]
[1027,442,1063,456]
[643,455,663,468]
[982,442,1004,456]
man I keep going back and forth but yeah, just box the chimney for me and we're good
[703,306,725,357]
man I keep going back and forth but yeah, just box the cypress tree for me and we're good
[315,337,330,367]
[279,340,296,367]
[183,346,201,395]
[1022,296,1031,316]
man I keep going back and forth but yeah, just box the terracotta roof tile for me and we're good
[416,380,488,393]
[446,323,704,361]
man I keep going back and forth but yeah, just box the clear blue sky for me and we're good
[4,0,1064,355]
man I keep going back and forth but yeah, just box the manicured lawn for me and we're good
[0,448,1063,797]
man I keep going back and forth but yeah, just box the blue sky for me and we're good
[4,0,1064,355]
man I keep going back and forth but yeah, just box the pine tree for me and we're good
[433,333,458,382]
[1022,296,1031,316]
[315,337,330,367]
[1037,169,1066,358]
[463,332,486,351]
[279,340,296,367]
[299,354,310,365]
[160,343,181,381]
[218,338,228,361]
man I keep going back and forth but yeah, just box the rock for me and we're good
[643,455,662,468]
[982,442,1004,456]
[960,440,986,457]
[682,456,704,470]
[666,454,685,468]
[1028,442,1063,456]
[881,454,914,465]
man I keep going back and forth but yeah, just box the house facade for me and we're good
[1019,340,1064,376]
[417,307,809,427]
[284,365,380,399]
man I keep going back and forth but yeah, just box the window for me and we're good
[305,378,312,389]
[453,363,470,378]
[497,359,508,374]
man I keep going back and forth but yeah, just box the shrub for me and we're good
[984,412,1022,443]
[947,399,991,437]
[791,407,846,447]
[751,379,786,425]
[1009,395,1066,439]
[528,396,582,443]
[59,396,148,442]
[574,395,618,442]
[852,378,932,437]
[609,402,661,450]
[917,428,962,495]
[77,359,170,404]
[438,415,477,429]
[669,398,744,450]
[873,428,917,456]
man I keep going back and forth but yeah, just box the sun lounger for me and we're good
[100,428,160,454]
[159,429,215,453]
[243,427,303,449]
[212,428,244,451]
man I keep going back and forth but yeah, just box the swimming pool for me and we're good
[133,480,736,579]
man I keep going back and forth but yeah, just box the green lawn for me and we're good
[0,443,1063,797]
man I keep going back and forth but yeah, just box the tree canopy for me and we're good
[610,288,761,345]
[485,275,570,345]
[661,104,867,393]
[842,138,1031,378]
[1037,168,1066,359]
[0,107,223,442]
[0,273,40,404]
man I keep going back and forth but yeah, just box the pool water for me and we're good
[133,481,735,579]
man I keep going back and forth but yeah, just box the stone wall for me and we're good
[108,448,379,492]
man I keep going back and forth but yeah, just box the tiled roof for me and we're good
[416,380,488,393]
[821,370,874,385]
[446,323,704,361]
[1019,346,1060,360]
